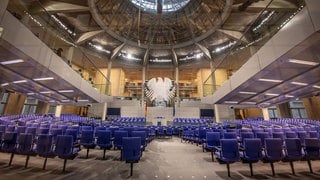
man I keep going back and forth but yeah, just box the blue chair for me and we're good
[26,127,37,138]
[50,128,63,144]
[283,138,303,175]
[223,132,237,139]
[15,133,36,168]
[80,130,95,158]
[256,132,271,147]
[114,131,128,150]
[6,125,15,132]
[240,138,262,176]
[308,131,318,138]
[2,132,17,166]
[285,132,297,139]
[304,138,320,173]
[204,132,220,161]
[297,131,308,147]
[166,127,173,138]
[54,135,79,172]
[132,131,147,150]
[240,132,254,146]
[36,134,56,170]
[263,138,284,176]
[38,128,50,135]
[65,129,79,146]
[215,139,240,177]
[96,130,112,160]
[121,137,142,176]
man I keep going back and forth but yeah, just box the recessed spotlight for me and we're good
[0,59,24,65]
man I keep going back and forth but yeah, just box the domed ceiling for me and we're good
[22,0,304,68]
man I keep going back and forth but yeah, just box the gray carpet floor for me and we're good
[0,137,319,180]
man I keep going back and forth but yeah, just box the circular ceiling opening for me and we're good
[129,0,191,14]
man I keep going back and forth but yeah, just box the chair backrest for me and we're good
[36,134,53,156]
[96,130,111,146]
[220,139,239,161]
[285,132,297,139]
[285,138,302,158]
[256,132,271,147]
[122,137,142,162]
[304,138,320,159]
[2,132,17,151]
[80,130,94,144]
[65,129,78,143]
[264,138,284,161]
[272,132,285,141]
[0,125,6,132]
[206,132,220,147]
[16,126,26,134]
[114,131,129,147]
[16,133,33,153]
[131,131,146,146]
[241,132,254,143]
[308,131,318,138]
[243,138,262,160]
[54,135,73,156]
[6,125,15,132]
[223,132,237,139]
[26,127,37,137]
[38,128,50,135]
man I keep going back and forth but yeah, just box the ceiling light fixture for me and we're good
[285,95,294,98]
[239,91,257,95]
[40,91,52,94]
[242,102,256,105]
[224,101,238,104]
[77,99,89,102]
[312,85,320,89]
[1,59,24,65]
[61,99,70,102]
[1,83,9,86]
[265,93,279,96]
[288,59,319,66]
[58,90,74,93]
[258,78,282,83]
[13,80,27,84]
[33,77,54,81]
[291,81,308,86]
[27,92,34,95]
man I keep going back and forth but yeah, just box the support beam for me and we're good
[143,49,150,66]
[195,43,211,60]
[218,29,249,43]
[30,1,89,14]
[111,43,125,60]
[243,0,298,12]
[76,30,104,44]
[171,49,178,67]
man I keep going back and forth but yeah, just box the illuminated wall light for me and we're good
[1,83,9,86]
[253,11,275,32]
[13,80,27,84]
[150,58,172,63]
[33,77,54,81]
[88,42,111,54]
[179,52,203,61]
[212,41,236,53]
[1,59,24,65]
[119,53,142,61]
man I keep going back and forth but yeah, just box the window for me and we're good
[289,100,307,119]
[129,0,190,14]
[268,106,277,118]
[0,92,9,115]
[22,97,38,115]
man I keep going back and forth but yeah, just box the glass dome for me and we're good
[129,0,190,13]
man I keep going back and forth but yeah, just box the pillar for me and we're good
[106,61,112,95]
[175,67,180,106]
[302,96,320,119]
[214,104,235,122]
[262,108,270,120]
[141,66,146,107]
[3,93,26,115]
[0,0,9,23]
[276,102,291,118]
[101,102,107,120]
[35,101,50,114]
[55,105,62,117]
[210,61,216,90]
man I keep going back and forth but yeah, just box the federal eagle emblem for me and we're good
[145,77,175,104]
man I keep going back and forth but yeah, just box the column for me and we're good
[101,102,107,120]
[55,105,62,117]
[210,61,216,91]
[262,108,270,120]
[175,67,180,106]
[106,61,112,95]
[3,93,26,115]
[214,104,235,122]
[276,102,291,118]
[302,96,320,119]
[35,101,50,114]
[141,66,146,107]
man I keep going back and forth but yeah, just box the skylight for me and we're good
[129,0,190,14]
